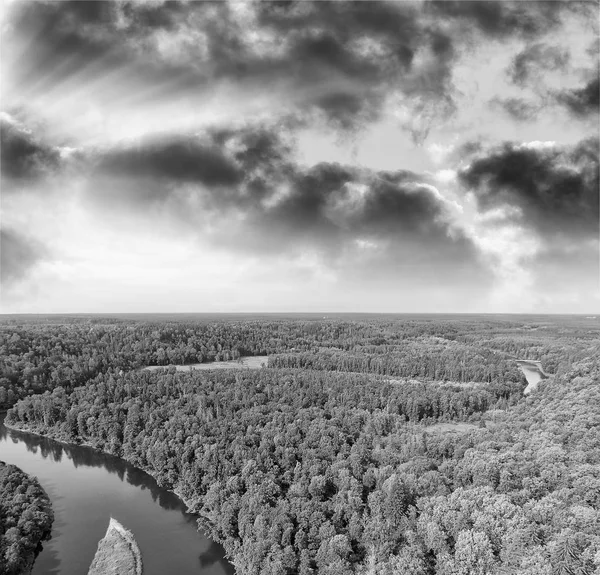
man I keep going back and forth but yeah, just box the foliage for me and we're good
[6,355,600,574]
[3,315,600,574]
[2,315,598,409]
[0,462,53,575]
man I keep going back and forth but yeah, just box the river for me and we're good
[0,413,234,575]
[516,360,548,394]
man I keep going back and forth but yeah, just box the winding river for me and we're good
[0,413,234,575]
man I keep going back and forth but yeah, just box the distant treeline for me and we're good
[7,358,600,575]
[2,318,598,409]
[0,462,54,575]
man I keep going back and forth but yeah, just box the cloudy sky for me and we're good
[1,0,598,313]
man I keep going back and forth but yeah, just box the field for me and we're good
[142,355,268,372]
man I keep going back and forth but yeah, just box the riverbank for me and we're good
[88,517,143,575]
[3,419,237,573]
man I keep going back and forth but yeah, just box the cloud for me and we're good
[505,39,598,120]
[1,2,418,133]
[82,125,291,213]
[95,136,243,186]
[491,97,541,122]
[503,28,598,121]
[555,77,600,118]
[0,227,46,286]
[426,1,565,39]
[6,1,189,67]
[458,137,599,239]
[507,43,570,86]
[246,164,458,252]
[2,1,595,312]
[0,118,491,307]
[71,123,489,291]
[0,115,61,183]
[6,0,576,142]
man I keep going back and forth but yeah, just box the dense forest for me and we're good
[0,462,54,575]
[2,316,598,409]
[4,314,600,575]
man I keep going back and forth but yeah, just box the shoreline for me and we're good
[3,419,237,571]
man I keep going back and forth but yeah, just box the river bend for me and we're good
[0,413,233,575]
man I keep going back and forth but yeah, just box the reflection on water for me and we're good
[0,413,233,575]
[200,540,234,570]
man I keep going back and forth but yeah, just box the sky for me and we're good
[0,0,598,314]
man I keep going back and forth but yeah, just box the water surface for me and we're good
[0,413,234,575]
[516,360,548,394]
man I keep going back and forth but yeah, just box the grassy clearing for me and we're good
[143,355,268,372]
[423,422,479,433]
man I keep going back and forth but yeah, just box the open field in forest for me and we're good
[142,355,268,372]
[423,422,479,433]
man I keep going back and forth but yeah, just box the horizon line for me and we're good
[0,312,598,317]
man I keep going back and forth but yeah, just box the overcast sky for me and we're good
[1,0,598,313]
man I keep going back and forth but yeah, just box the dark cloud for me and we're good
[254,1,419,70]
[555,77,600,118]
[7,2,122,84]
[95,137,243,187]
[79,124,487,288]
[5,1,419,127]
[250,2,465,136]
[211,125,293,174]
[427,1,565,38]
[0,118,61,183]
[5,1,207,101]
[180,1,426,131]
[119,1,188,32]
[86,126,296,213]
[8,1,188,53]
[0,228,46,286]
[507,43,570,86]
[505,40,599,119]
[504,37,598,120]
[260,165,443,244]
[223,159,488,289]
[8,1,570,138]
[459,137,599,238]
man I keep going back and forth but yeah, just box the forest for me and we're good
[0,462,54,575]
[1,315,596,409]
[2,315,600,575]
